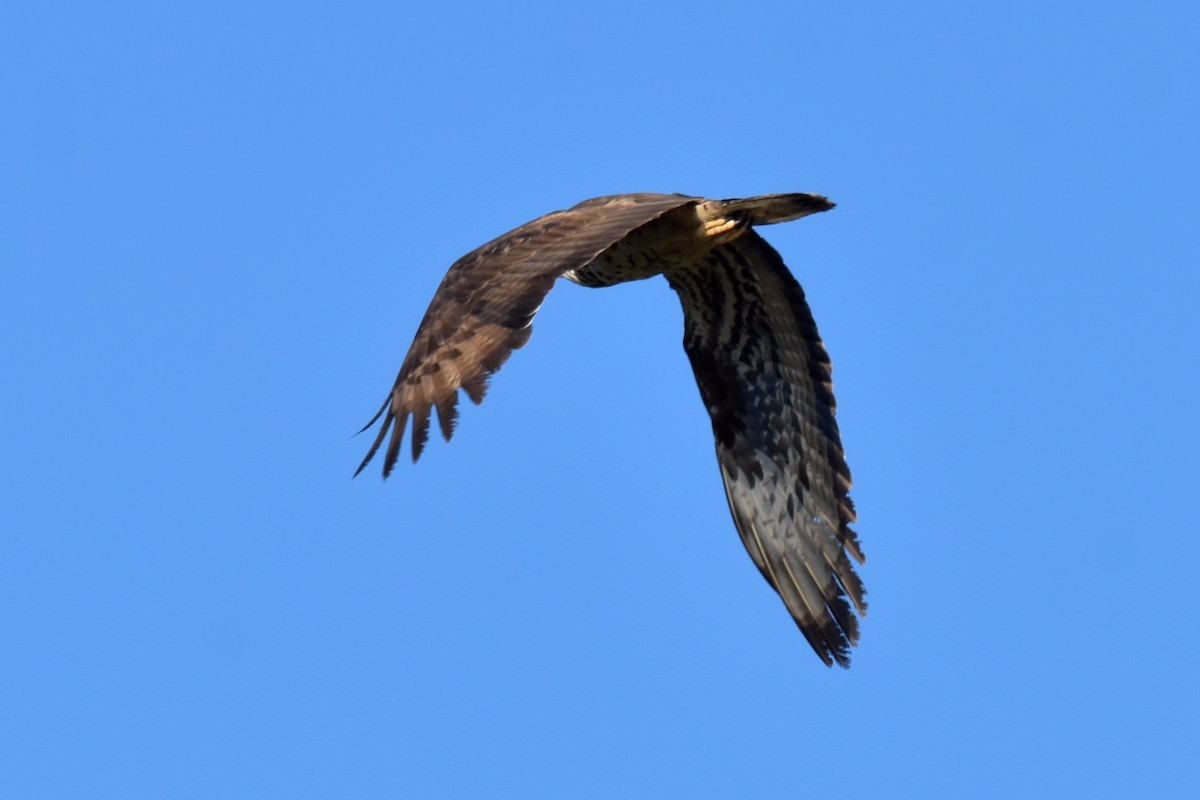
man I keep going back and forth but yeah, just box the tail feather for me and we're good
[719,193,835,226]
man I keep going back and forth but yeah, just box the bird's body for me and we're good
[357,192,866,667]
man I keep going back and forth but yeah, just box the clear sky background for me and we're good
[3,1,1198,797]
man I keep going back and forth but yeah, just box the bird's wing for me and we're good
[357,193,699,477]
[665,231,866,667]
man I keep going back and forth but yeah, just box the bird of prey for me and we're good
[356,192,866,667]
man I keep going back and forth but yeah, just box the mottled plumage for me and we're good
[357,192,866,666]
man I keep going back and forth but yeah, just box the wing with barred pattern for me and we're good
[666,231,865,667]
[356,193,698,477]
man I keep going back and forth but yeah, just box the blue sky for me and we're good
[3,1,1198,797]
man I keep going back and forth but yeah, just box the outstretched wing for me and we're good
[665,231,865,667]
[357,193,699,477]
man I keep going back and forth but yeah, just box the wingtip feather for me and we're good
[356,408,394,478]
[436,392,459,442]
[382,410,407,478]
[410,406,431,463]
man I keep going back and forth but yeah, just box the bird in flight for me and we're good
[356,192,866,667]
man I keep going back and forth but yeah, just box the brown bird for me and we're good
[356,193,866,666]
